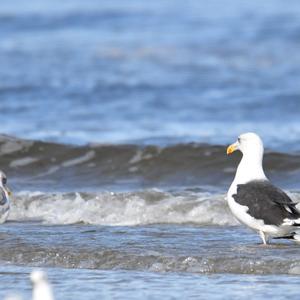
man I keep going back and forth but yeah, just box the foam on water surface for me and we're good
[10,190,237,226]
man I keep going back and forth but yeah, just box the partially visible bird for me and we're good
[30,270,54,300]
[0,171,12,224]
[227,132,300,245]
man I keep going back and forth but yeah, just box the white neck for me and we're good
[233,151,267,185]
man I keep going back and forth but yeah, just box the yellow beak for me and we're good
[5,186,12,197]
[226,142,238,155]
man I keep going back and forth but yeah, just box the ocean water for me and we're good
[1,0,300,150]
[1,0,300,299]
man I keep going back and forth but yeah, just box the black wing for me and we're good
[232,180,300,226]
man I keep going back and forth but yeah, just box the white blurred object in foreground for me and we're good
[30,270,54,300]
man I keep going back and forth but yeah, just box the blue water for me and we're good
[2,265,300,300]
[1,0,300,149]
[1,0,300,299]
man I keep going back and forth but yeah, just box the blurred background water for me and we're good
[1,0,300,149]
[1,0,300,299]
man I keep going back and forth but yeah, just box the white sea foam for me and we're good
[129,150,143,164]
[0,135,33,155]
[10,157,39,168]
[61,151,95,167]
[9,190,238,226]
[129,150,154,164]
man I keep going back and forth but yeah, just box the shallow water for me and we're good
[1,0,300,298]
[2,265,300,300]
[2,222,300,275]
[2,223,300,299]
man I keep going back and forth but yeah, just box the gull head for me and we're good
[227,132,264,157]
[30,270,48,285]
[0,171,11,198]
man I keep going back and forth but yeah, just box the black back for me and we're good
[232,180,300,226]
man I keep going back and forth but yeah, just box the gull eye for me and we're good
[2,177,7,185]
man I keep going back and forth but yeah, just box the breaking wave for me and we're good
[10,190,237,226]
[9,189,300,226]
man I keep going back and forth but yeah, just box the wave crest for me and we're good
[10,190,237,226]
[0,135,299,191]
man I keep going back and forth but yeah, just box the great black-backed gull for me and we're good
[0,171,11,224]
[227,132,300,244]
